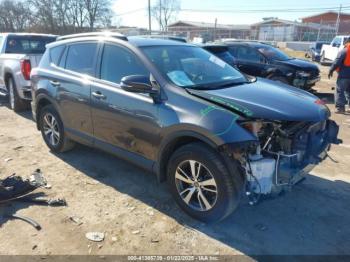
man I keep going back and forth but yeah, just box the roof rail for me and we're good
[57,32,128,41]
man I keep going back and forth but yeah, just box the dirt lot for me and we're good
[0,64,350,257]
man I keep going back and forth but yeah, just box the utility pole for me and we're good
[148,0,152,34]
[335,4,342,36]
[214,18,217,41]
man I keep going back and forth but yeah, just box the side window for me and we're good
[228,46,238,57]
[332,37,341,47]
[100,44,148,84]
[65,43,98,76]
[50,45,65,66]
[236,46,264,63]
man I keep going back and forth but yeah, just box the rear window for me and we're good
[50,45,65,66]
[204,46,229,54]
[5,35,56,54]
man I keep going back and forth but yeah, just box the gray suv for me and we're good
[31,36,340,222]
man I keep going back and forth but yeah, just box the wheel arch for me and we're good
[35,94,62,130]
[155,130,220,183]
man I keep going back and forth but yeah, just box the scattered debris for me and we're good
[0,170,67,230]
[6,214,41,231]
[86,232,105,242]
[111,236,118,242]
[29,169,47,188]
[13,146,23,150]
[0,174,37,202]
[69,216,83,226]
[146,208,154,216]
[4,158,12,162]
[32,245,38,250]
[151,236,160,243]
[132,230,140,235]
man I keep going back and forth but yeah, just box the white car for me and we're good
[320,35,349,64]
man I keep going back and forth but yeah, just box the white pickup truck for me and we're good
[0,33,56,111]
[320,35,350,64]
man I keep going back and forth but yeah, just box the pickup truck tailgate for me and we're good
[28,54,43,67]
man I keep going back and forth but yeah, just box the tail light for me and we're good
[20,59,31,80]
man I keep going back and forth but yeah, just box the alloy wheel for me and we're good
[42,113,60,146]
[175,160,218,211]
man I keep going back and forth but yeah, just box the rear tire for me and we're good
[39,104,75,153]
[167,142,244,223]
[7,77,28,112]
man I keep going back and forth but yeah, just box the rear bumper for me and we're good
[17,86,32,100]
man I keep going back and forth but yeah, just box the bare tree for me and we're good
[83,0,112,30]
[152,0,180,31]
[0,0,114,34]
[0,0,32,32]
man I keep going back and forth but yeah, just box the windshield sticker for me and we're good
[209,55,226,68]
[167,71,194,87]
[209,96,254,116]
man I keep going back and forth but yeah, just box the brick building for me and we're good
[301,11,350,34]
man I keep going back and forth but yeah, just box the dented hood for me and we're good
[187,78,330,121]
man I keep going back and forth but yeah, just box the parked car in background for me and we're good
[137,35,187,43]
[223,41,320,90]
[320,35,350,64]
[305,41,330,62]
[200,43,237,67]
[31,35,340,222]
[0,33,56,111]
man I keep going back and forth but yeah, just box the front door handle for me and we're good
[50,80,60,87]
[92,91,106,100]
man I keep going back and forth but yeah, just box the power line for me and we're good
[180,6,350,14]
[114,4,350,17]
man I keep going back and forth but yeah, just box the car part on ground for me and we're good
[222,40,321,90]
[31,36,340,222]
[0,33,57,112]
[0,169,66,230]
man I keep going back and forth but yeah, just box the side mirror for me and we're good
[120,75,157,94]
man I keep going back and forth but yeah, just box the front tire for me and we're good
[7,77,28,112]
[39,105,75,153]
[167,142,244,222]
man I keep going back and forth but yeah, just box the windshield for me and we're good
[5,36,56,54]
[141,45,247,89]
[258,45,291,61]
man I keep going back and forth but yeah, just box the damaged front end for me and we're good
[224,119,341,203]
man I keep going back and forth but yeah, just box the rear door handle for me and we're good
[50,80,60,87]
[92,91,106,100]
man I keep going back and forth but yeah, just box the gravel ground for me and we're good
[0,64,349,257]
